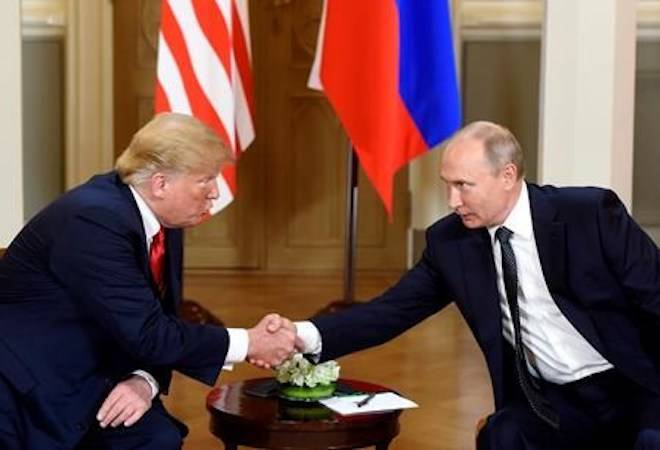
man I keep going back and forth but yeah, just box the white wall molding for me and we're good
[22,0,65,38]
[461,0,542,40]
[1,1,23,245]
[460,0,660,41]
[538,0,636,207]
[21,0,114,188]
[639,0,660,41]
[65,0,114,188]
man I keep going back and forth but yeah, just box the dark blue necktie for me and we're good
[496,226,559,429]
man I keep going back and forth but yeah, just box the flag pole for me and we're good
[342,143,359,303]
[316,142,360,314]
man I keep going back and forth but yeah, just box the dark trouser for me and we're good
[0,374,24,450]
[75,399,187,450]
[1,374,186,450]
[477,369,660,450]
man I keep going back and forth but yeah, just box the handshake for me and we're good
[246,313,302,369]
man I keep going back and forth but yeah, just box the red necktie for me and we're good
[149,227,166,294]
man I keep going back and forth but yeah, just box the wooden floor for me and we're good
[164,272,493,449]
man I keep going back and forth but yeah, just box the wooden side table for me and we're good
[206,378,402,449]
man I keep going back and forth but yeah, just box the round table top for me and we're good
[206,378,402,449]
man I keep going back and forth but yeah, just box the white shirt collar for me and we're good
[129,185,161,243]
[487,181,533,244]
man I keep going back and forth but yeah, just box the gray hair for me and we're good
[445,121,525,178]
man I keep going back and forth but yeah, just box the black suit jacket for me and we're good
[0,172,228,449]
[312,183,660,409]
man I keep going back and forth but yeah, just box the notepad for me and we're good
[320,392,418,415]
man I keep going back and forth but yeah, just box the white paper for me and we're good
[319,392,418,415]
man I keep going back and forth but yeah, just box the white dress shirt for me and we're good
[488,182,612,383]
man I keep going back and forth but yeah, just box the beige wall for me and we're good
[22,39,64,220]
[0,1,23,247]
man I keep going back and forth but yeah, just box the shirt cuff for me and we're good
[295,321,322,355]
[223,328,249,370]
[132,370,159,399]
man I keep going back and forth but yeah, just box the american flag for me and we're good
[155,0,255,213]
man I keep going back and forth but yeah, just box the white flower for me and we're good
[276,354,340,387]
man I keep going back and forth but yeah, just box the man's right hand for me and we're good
[96,375,152,428]
[247,313,296,369]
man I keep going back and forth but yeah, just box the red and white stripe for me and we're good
[155,0,255,213]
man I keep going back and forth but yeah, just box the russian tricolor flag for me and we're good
[309,0,461,216]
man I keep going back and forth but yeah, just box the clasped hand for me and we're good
[247,313,299,369]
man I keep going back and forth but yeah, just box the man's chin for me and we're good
[188,213,211,227]
[185,218,203,228]
[460,216,483,229]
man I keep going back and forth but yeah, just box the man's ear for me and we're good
[149,172,168,199]
[502,163,518,189]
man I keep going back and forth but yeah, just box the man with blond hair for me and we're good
[0,113,295,450]
[291,121,660,449]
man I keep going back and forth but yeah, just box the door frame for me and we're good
[64,0,114,189]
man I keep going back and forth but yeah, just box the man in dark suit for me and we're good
[0,113,295,450]
[291,121,660,449]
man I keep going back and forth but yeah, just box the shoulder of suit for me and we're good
[528,182,619,215]
[51,171,140,227]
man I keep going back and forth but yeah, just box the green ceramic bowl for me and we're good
[278,382,336,402]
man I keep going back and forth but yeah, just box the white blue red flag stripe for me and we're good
[155,0,255,213]
[309,0,461,216]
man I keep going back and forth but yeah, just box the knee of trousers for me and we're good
[142,424,184,450]
[477,409,527,450]
[634,429,660,450]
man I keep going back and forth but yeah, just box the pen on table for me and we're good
[356,392,377,407]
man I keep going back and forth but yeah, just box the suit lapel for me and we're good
[528,184,568,296]
[163,230,182,312]
[528,184,605,352]
[115,173,151,278]
[459,229,503,344]
[459,228,506,406]
[115,172,169,300]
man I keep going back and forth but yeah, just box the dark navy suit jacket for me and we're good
[312,183,660,410]
[0,172,228,449]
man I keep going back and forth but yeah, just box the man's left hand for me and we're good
[96,375,153,428]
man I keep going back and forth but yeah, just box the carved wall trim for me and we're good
[22,0,65,38]
[639,0,660,41]
[460,0,660,41]
[461,0,542,40]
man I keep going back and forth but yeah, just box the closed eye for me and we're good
[453,181,474,191]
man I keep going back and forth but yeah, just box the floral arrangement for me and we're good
[275,353,340,388]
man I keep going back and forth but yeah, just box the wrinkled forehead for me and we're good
[443,136,487,160]
[441,138,490,172]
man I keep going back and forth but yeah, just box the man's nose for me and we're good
[447,186,462,210]
[208,177,220,199]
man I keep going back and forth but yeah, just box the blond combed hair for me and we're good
[445,120,525,179]
[116,113,234,186]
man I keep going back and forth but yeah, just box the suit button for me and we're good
[75,422,85,431]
